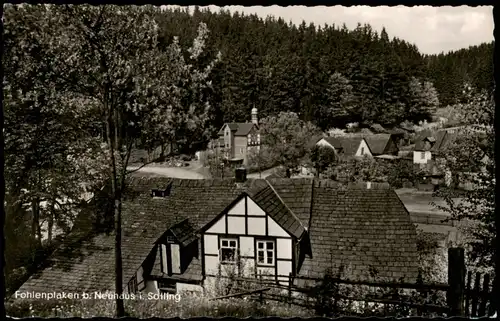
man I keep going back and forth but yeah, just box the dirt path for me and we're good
[127,163,206,179]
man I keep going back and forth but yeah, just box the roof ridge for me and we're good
[264,179,307,233]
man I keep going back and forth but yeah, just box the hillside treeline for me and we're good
[154,6,494,132]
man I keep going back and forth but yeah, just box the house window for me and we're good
[421,152,425,160]
[166,236,175,244]
[128,276,138,293]
[256,240,275,266]
[161,244,168,274]
[360,147,365,155]
[220,238,238,263]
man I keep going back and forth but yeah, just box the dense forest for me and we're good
[151,6,494,133]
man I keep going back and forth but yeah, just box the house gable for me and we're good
[355,138,372,157]
[316,138,338,153]
[201,192,295,283]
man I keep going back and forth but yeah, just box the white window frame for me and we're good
[220,238,238,263]
[256,240,275,266]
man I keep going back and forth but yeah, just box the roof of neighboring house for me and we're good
[370,123,388,133]
[167,219,198,247]
[18,177,419,295]
[364,134,393,155]
[308,134,326,149]
[375,154,400,160]
[217,123,256,136]
[414,130,458,153]
[321,136,368,157]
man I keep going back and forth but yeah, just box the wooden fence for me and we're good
[464,271,494,317]
[211,248,496,317]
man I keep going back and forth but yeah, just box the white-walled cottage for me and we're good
[18,175,419,297]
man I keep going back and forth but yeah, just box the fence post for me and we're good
[447,247,465,316]
[288,273,292,307]
[477,273,490,317]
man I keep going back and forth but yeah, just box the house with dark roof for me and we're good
[17,174,419,297]
[413,130,457,165]
[216,108,260,166]
[315,136,372,159]
[364,134,399,158]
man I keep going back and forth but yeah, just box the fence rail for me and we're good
[209,248,495,317]
[464,271,493,317]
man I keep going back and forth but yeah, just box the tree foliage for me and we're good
[3,4,219,315]
[310,145,338,177]
[153,7,493,132]
[433,89,495,268]
[259,112,321,170]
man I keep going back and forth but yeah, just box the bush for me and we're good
[387,160,423,188]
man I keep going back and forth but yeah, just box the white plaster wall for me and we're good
[240,236,255,257]
[206,215,225,233]
[227,216,245,234]
[267,216,289,237]
[277,238,292,259]
[143,280,159,295]
[204,255,219,275]
[247,217,266,235]
[256,267,275,278]
[176,283,203,295]
[203,235,218,255]
[228,198,245,215]
[247,197,266,216]
[241,258,256,277]
[413,151,432,164]
[219,263,239,277]
[355,139,372,157]
[277,260,292,278]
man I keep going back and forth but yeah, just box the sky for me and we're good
[165,5,493,55]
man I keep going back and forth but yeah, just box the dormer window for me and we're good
[151,186,171,198]
[152,189,165,197]
[160,240,181,275]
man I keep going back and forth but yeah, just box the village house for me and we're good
[413,129,458,165]
[364,134,400,160]
[315,136,372,159]
[18,173,419,297]
[215,108,260,166]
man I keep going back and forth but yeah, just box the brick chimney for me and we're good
[251,107,258,125]
[235,167,247,183]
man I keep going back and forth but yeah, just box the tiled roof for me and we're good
[323,136,365,157]
[217,123,256,136]
[250,183,306,239]
[308,134,326,149]
[168,219,198,247]
[18,177,419,294]
[364,134,392,155]
[297,180,418,283]
[414,130,457,152]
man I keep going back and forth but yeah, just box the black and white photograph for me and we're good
[3,3,496,318]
